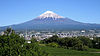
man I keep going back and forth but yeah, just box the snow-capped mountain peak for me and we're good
[37,11,64,19]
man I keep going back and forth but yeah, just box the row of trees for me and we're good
[0,28,49,56]
[41,35,100,51]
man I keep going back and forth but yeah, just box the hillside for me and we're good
[41,46,100,56]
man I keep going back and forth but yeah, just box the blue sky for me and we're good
[0,0,100,26]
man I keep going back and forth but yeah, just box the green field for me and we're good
[41,46,100,56]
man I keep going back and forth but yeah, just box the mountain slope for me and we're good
[1,11,100,31]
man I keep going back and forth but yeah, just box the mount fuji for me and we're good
[1,11,100,31]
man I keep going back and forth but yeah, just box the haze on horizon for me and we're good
[0,0,100,27]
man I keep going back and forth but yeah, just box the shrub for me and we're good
[46,42,59,48]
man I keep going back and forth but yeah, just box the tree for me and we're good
[4,27,15,35]
[43,35,59,44]
[92,37,100,49]
[0,28,49,56]
[78,36,93,48]
[46,42,59,47]
[42,36,88,51]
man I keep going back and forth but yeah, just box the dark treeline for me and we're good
[41,35,100,51]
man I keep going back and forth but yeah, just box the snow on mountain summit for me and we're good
[37,11,64,19]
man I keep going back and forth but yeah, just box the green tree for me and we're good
[78,36,93,48]
[46,42,59,47]
[0,28,49,56]
[44,35,59,43]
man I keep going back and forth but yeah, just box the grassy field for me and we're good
[41,46,100,56]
